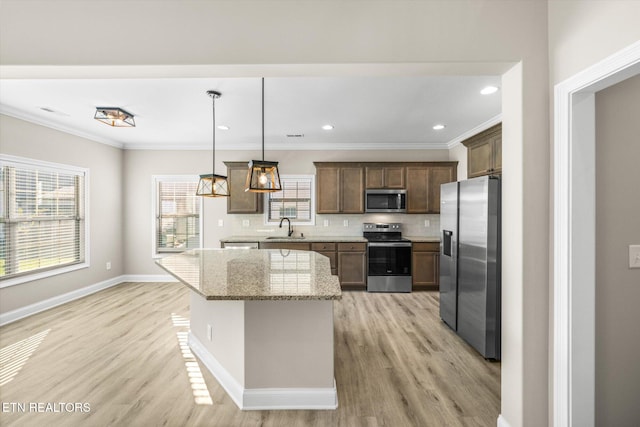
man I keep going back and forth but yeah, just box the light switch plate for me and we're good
[424,219,430,227]
[630,245,640,269]
[343,220,349,227]
[218,219,224,227]
[323,219,329,227]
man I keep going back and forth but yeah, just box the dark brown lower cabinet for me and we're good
[337,242,367,290]
[311,242,337,276]
[412,242,440,290]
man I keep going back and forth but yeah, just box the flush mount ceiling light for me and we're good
[245,78,282,193]
[196,91,230,198]
[94,107,135,127]
[322,124,334,130]
[217,125,230,130]
[480,86,499,95]
[433,124,446,130]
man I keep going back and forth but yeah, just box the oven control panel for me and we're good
[363,223,403,232]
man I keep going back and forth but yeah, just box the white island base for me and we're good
[188,291,338,410]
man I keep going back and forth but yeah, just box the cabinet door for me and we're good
[384,166,405,188]
[427,166,456,214]
[412,251,439,289]
[225,162,263,213]
[365,166,385,189]
[338,251,367,289]
[311,243,338,275]
[406,167,429,213]
[491,134,502,174]
[316,167,341,213]
[341,167,364,213]
[365,166,405,189]
[467,140,492,178]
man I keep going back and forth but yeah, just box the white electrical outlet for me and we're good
[106,261,111,270]
[207,324,213,341]
[424,219,431,227]
[323,219,329,227]
[218,219,224,227]
[629,245,640,269]
[242,220,250,228]
[343,219,349,227]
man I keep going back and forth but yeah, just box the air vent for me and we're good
[286,133,305,138]
[39,107,70,116]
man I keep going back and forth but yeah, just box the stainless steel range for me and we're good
[363,223,412,292]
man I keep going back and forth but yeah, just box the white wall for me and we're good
[448,144,468,180]
[1,1,551,425]
[0,115,124,313]
[548,0,640,84]
[594,74,640,427]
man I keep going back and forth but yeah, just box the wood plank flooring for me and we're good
[0,283,500,426]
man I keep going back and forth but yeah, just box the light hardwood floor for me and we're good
[0,283,500,426]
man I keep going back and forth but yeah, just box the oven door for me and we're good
[367,242,412,276]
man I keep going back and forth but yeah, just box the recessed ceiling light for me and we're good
[480,86,499,95]
[322,124,334,130]
[217,125,230,130]
[432,124,446,130]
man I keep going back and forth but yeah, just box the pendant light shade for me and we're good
[245,78,282,193]
[196,91,230,197]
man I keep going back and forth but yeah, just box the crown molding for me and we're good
[445,114,502,149]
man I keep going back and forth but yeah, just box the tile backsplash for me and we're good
[226,213,440,238]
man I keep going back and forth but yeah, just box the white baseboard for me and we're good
[497,414,512,427]
[189,332,338,410]
[0,274,179,326]
[188,331,245,408]
[0,275,126,326]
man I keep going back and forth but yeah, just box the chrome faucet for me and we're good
[279,217,293,237]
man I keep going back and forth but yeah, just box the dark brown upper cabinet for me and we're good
[462,123,502,178]
[365,165,405,189]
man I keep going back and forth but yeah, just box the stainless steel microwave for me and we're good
[365,189,407,213]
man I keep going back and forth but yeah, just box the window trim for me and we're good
[151,175,203,259]
[263,174,316,226]
[0,154,90,289]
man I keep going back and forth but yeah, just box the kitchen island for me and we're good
[156,249,341,410]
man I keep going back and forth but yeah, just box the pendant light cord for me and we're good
[261,77,265,161]
[212,93,216,174]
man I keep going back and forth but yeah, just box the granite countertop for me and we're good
[220,235,368,243]
[156,249,342,301]
[405,236,440,243]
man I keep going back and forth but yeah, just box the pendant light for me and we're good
[196,91,230,197]
[245,78,282,193]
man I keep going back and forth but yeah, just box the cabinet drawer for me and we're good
[311,242,336,251]
[338,242,367,252]
[412,242,440,252]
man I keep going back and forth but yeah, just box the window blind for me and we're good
[156,180,200,253]
[0,159,86,281]
[267,176,313,223]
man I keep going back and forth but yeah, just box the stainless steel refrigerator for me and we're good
[439,176,501,360]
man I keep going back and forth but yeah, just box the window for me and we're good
[153,176,202,256]
[264,175,315,225]
[0,155,88,287]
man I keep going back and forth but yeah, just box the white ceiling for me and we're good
[0,76,501,150]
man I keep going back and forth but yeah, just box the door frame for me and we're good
[553,40,640,426]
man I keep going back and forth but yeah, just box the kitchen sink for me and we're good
[265,236,306,240]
